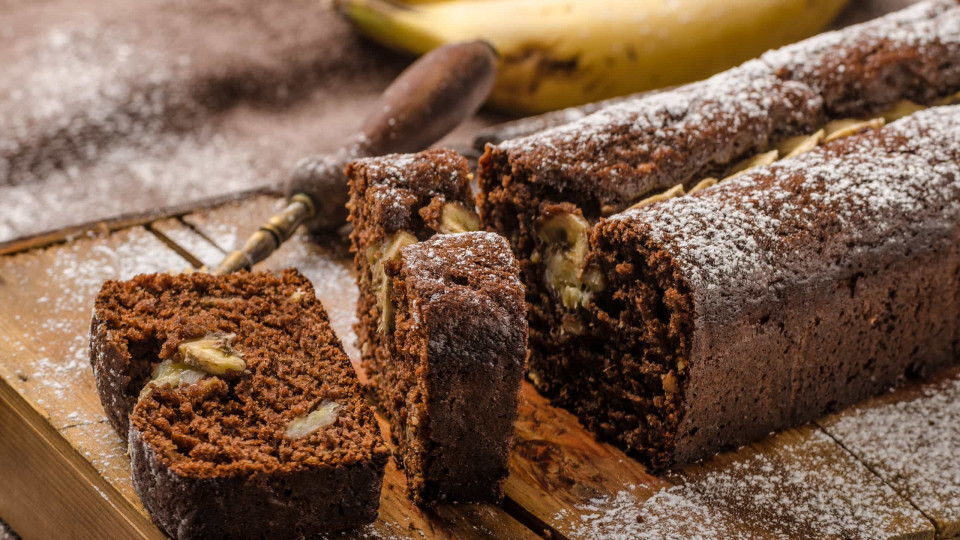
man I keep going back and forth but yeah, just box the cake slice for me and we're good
[90,270,389,539]
[386,232,525,504]
[347,149,526,505]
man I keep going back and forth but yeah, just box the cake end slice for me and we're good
[387,232,527,504]
[90,270,389,539]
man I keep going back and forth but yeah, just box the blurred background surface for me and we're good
[0,0,920,245]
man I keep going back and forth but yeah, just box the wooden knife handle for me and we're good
[286,40,497,232]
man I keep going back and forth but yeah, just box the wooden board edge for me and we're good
[0,377,164,540]
[0,185,277,257]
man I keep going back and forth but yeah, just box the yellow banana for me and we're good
[340,0,851,115]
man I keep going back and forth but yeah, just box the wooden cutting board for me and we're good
[0,193,957,539]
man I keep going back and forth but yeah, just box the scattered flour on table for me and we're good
[12,231,184,426]
[824,375,960,526]
[0,21,276,243]
[558,429,925,539]
[1,21,190,187]
[153,222,227,270]
[73,419,132,490]
[0,129,266,242]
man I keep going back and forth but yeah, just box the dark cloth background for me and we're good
[0,0,503,242]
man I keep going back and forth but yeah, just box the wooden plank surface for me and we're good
[184,195,939,540]
[0,378,164,540]
[148,217,226,269]
[818,366,960,539]
[0,214,536,539]
[0,228,189,539]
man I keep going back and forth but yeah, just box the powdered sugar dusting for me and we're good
[611,107,960,319]
[559,429,929,539]
[404,231,522,292]
[761,0,960,81]
[0,229,186,428]
[65,419,135,492]
[152,220,226,270]
[354,149,469,228]
[491,0,960,203]
[822,372,960,532]
[498,59,821,202]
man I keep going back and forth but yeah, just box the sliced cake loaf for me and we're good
[476,0,960,467]
[90,270,389,538]
[589,107,960,468]
[347,149,526,505]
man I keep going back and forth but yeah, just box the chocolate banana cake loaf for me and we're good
[90,270,389,538]
[477,0,960,464]
[347,149,526,505]
[596,108,960,468]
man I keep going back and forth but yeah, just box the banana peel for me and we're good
[340,0,852,115]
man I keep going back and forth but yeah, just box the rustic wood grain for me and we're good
[510,383,934,540]
[818,366,960,539]
[0,227,189,538]
[0,187,272,258]
[0,378,163,540]
[148,217,225,269]
[184,194,937,540]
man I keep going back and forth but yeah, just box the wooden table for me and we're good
[0,193,957,539]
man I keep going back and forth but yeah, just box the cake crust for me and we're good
[389,232,526,504]
[477,0,960,468]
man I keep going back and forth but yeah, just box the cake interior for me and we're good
[590,232,694,468]
[98,271,381,477]
[384,259,430,493]
[348,151,475,401]
[382,233,524,504]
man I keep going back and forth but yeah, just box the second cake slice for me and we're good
[347,149,527,505]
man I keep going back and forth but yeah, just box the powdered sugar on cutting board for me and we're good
[822,373,960,530]
[2,230,185,426]
[557,429,929,539]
